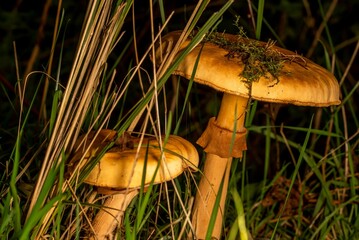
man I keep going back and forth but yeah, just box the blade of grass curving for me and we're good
[231,187,249,240]
[116,0,234,133]
[164,114,201,238]
[29,1,132,225]
[89,69,120,130]
[105,36,133,81]
[9,67,44,235]
[21,194,64,240]
[113,12,175,132]
[134,123,174,237]
[126,0,232,134]
[342,85,359,128]
[227,220,239,240]
[139,8,237,229]
[156,0,233,76]
[27,0,234,237]
[348,145,358,196]
[28,0,107,214]
[22,162,61,237]
[249,125,334,160]
[303,158,335,214]
[49,13,67,136]
[278,125,342,138]
[322,41,332,71]
[247,165,290,236]
[336,80,359,112]
[39,0,63,121]
[48,15,68,137]
[173,45,203,135]
[172,76,193,134]
[271,116,314,239]
[184,0,210,37]
[309,197,358,240]
[72,142,115,189]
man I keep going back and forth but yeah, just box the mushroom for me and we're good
[155,31,340,239]
[69,129,199,239]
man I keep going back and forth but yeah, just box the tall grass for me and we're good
[0,0,358,239]
[0,0,233,239]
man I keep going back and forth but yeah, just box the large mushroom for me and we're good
[69,129,199,239]
[155,31,340,239]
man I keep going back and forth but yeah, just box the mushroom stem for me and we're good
[90,189,139,240]
[192,93,248,239]
[192,154,232,239]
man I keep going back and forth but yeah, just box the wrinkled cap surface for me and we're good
[69,130,199,189]
[156,31,341,107]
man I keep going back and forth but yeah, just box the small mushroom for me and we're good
[155,31,340,239]
[69,129,199,239]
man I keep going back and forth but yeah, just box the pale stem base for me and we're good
[90,189,139,240]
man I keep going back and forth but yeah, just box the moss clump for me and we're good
[204,30,286,90]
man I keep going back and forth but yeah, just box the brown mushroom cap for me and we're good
[157,31,341,107]
[70,130,199,189]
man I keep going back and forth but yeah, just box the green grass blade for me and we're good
[9,72,43,236]
[271,115,314,238]
[173,45,202,135]
[231,187,248,240]
[9,137,22,233]
[309,197,358,240]
[20,194,64,240]
[255,0,265,39]
[245,100,257,127]
[205,174,225,240]
[157,0,166,25]
[262,115,271,197]
[49,90,62,136]
[115,1,234,133]
[0,196,14,237]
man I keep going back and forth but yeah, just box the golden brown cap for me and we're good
[70,130,199,189]
[156,31,340,107]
